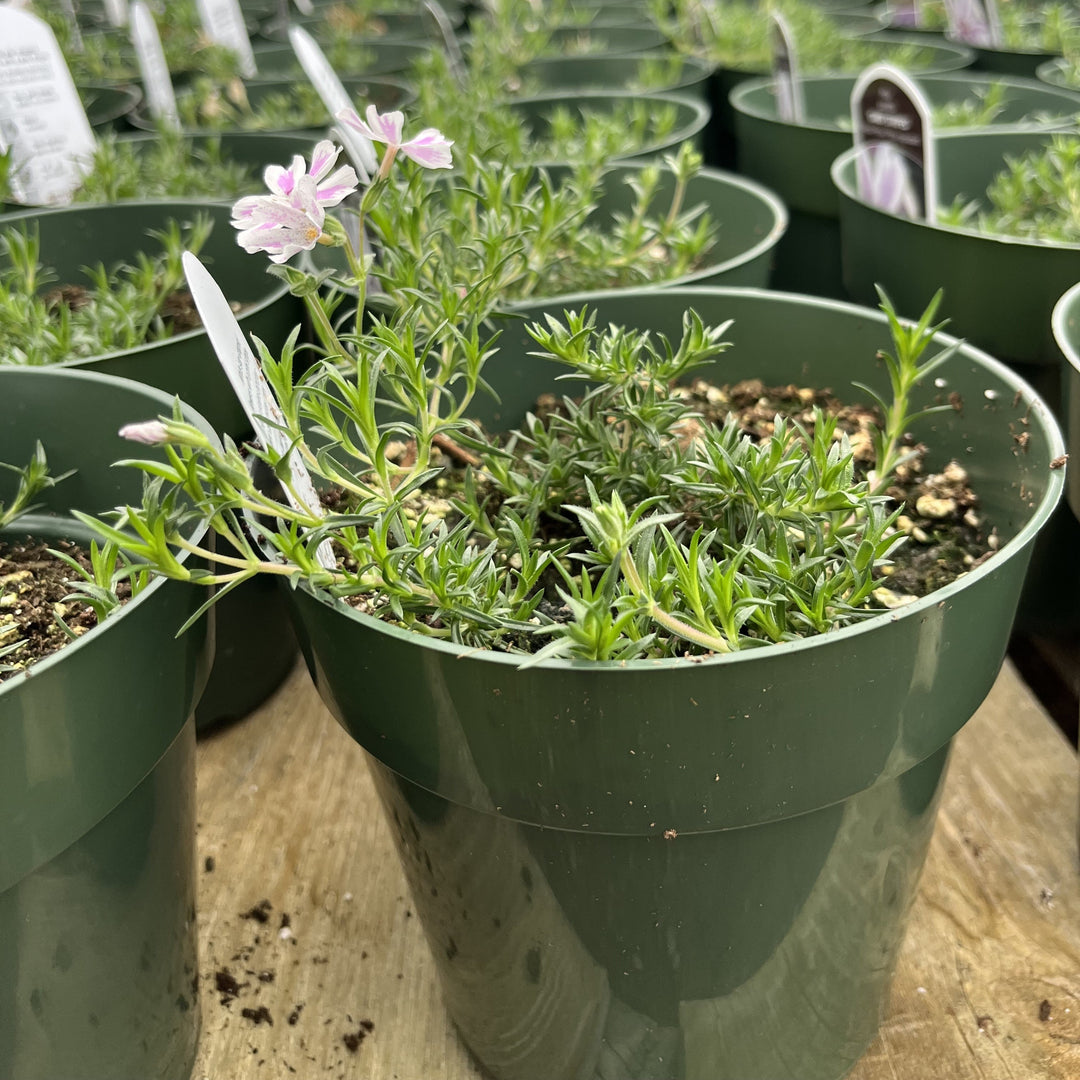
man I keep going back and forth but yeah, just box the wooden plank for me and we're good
[191,660,1080,1080]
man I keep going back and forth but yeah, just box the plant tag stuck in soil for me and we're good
[422,0,466,86]
[103,0,129,28]
[0,7,96,206]
[289,25,376,179]
[182,253,336,570]
[770,13,804,123]
[195,0,257,78]
[851,63,937,223]
[130,2,179,130]
[943,0,1001,47]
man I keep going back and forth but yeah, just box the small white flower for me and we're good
[118,420,170,445]
[337,105,454,173]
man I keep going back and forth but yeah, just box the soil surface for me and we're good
[0,538,110,681]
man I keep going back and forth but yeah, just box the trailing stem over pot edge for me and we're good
[86,116,1038,663]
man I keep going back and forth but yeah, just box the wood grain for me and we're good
[191,659,1080,1080]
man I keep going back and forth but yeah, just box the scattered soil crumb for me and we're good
[204,856,216,873]
[241,1005,273,1026]
[257,970,275,984]
[1039,1000,1052,1022]
[241,899,273,923]
[280,912,292,930]
[214,969,242,1004]
[343,1020,374,1053]
[287,1004,303,1026]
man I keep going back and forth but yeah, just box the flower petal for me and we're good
[365,104,404,145]
[314,163,360,207]
[307,139,338,182]
[399,127,454,170]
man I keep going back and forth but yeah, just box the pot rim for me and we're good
[290,284,1066,672]
[0,367,218,698]
[731,69,1080,134]
[831,137,1080,250]
[0,198,291,367]
[1052,279,1080,374]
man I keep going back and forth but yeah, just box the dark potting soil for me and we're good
[0,538,115,682]
[44,285,205,337]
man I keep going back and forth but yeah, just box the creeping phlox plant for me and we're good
[0,216,212,366]
[0,446,146,675]
[938,134,1080,242]
[92,114,958,663]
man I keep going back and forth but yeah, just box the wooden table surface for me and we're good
[191,659,1080,1080]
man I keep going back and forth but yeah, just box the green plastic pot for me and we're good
[126,74,415,135]
[250,38,434,78]
[0,367,214,1080]
[309,161,787,295]
[258,7,465,44]
[705,32,973,167]
[79,81,143,131]
[0,199,298,435]
[511,52,711,102]
[832,130,1080,371]
[279,286,1063,1080]
[0,201,302,726]
[1036,57,1077,92]
[537,23,668,54]
[1053,281,1080,524]
[509,90,711,162]
[962,40,1061,79]
[731,71,1080,297]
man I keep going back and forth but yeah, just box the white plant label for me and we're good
[195,0,257,78]
[0,8,95,206]
[293,0,314,15]
[769,13,804,123]
[422,0,465,85]
[289,25,376,180]
[182,252,336,571]
[888,0,923,29]
[103,0,129,28]
[851,64,936,223]
[131,2,179,130]
[943,0,1000,47]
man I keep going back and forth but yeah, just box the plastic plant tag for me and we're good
[770,13,804,123]
[888,0,922,29]
[195,0,257,78]
[422,0,465,86]
[103,0,129,28]
[131,2,179,130]
[851,63,937,224]
[293,0,314,15]
[182,252,336,570]
[289,25,376,180]
[943,0,999,46]
[0,7,96,206]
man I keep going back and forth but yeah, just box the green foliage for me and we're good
[0,216,213,366]
[0,443,72,531]
[50,540,151,637]
[93,291,957,662]
[938,134,1080,241]
[72,132,256,203]
[177,79,340,132]
[359,144,717,323]
[654,0,940,74]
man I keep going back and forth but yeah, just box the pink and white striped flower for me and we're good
[118,420,170,445]
[263,139,359,209]
[231,142,360,264]
[337,105,454,176]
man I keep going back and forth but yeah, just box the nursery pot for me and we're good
[279,286,1063,1080]
[961,39,1062,79]
[309,161,787,295]
[705,31,973,168]
[258,7,465,44]
[832,130,1080,374]
[731,71,1080,298]
[249,38,434,79]
[511,52,712,102]
[1036,57,1076,92]
[79,81,143,131]
[0,200,301,728]
[1053,281,1080,526]
[508,90,711,162]
[0,367,214,1080]
[127,75,415,135]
